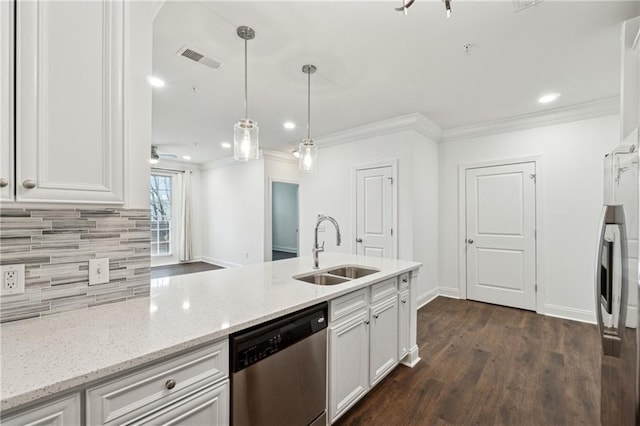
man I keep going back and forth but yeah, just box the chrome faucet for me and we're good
[313,214,341,269]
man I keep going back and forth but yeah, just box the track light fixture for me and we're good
[394,0,452,18]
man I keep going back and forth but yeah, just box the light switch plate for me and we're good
[89,258,109,285]
[0,264,25,295]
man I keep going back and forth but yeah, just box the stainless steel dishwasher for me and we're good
[230,302,328,426]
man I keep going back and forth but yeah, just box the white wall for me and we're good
[200,160,265,267]
[438,114,620,321]
[272,182,298,253]
[298,129,439,304]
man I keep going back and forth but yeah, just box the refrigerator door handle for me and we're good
[594,204,628,358]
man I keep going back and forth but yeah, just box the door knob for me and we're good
[467,239,474,244]
[356,238,363,243]
[23,180,36,189]
[0,178,7,188]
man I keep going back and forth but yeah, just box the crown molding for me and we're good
[262,148,298,164]
[442,97,619,143]
[315,112,442,147]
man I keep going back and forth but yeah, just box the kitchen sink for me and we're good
[293,265,380,286]
[295,273,350,285]
[326,266,379,279]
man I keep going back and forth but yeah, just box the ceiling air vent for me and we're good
[176,45,222,70]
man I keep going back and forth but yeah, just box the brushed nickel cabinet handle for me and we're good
[23,180,36,189]
[467,239,474,244]
[356,238,363,243]
[364,320,370,325]
[401,299,407,304]
[165,379,176,390]
[0,178,7,188]
[373,314,379,319]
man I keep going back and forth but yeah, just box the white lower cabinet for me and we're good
[130,380,229,426]
[2,393,81,426]
[398,289,410,360]
[87,340,229,425]
[329,274,409,424]
[369,296,398,386]
[329,310,370,422]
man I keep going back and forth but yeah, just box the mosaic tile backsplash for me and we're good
[0,208,151,323]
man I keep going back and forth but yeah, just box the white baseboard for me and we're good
[438,286,461,299]
[202,256,241,268]
[417,288,438,309]
[272,246,297,254]
[543,303,596,324]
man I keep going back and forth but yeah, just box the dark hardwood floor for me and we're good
[336,297,601,426]
[151,261,223,279]
[272,250,297,261]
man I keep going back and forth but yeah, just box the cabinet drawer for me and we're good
[330,288,368,322]
[399,273,410,290]
[371,278,397,303]
[87,340,228,426]
[130,380,229,426]
[3,393,81,426]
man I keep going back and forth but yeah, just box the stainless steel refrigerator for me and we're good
[596,128,639,425]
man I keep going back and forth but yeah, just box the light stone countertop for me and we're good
[0,253,421,412]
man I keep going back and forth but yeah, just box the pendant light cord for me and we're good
[244,39,248,119]
[307,70,311,141]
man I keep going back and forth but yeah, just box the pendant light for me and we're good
[299,64,318,173]
[234,26,259,162]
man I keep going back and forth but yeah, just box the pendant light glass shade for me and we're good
[234,119,259,162]
[299,64,318,173]
[298,140,318,173]
[234,26,259,162]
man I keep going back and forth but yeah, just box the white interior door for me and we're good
[466,162,536,311]
[355,166,394,258]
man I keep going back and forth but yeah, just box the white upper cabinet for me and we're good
[15,0,125,204]
[0,1,14,202]
[621,17,640,140]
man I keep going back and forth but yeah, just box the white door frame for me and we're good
[457,155,545,314]
[351,159,399,259]
[266,177,299,262]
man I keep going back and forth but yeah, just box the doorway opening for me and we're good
[271,181,299,261]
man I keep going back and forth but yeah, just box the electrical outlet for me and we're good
[0,264,25,295]
[89,258,109,285]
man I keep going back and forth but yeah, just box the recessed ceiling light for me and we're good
[147,76,165,87]
[284,122,296,130]
[182,155,192,160]
[538,93,560,104]
[221,142,232,149]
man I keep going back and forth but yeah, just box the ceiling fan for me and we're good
[150,145,178,163]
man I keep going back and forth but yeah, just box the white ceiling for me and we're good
[152,1,639,163]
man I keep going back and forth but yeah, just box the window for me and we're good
[150,174,172,256]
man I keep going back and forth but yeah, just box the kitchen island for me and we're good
[0,253,421,423]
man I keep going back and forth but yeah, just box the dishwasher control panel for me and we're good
[230,302,328,372]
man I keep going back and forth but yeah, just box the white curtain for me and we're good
[179,171,193,262]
